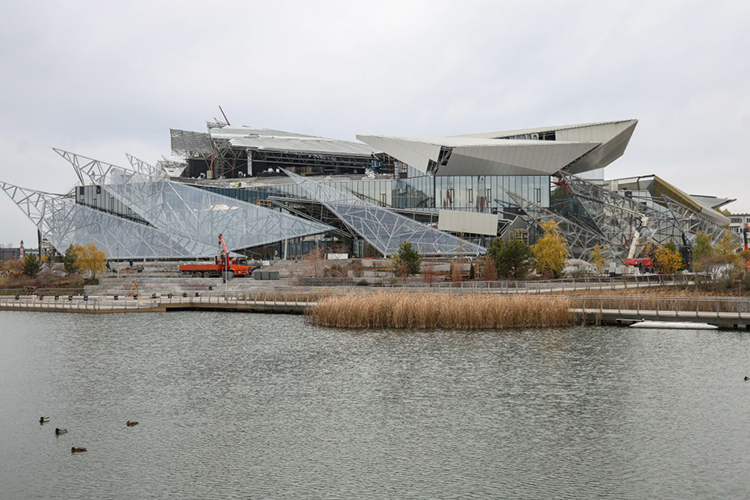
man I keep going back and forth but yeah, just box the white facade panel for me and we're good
[438,210,498,236]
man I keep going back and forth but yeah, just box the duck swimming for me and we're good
[126,421,139,426]
[71,447,87,453]
[55,428,67,435]
[39,417,50,424]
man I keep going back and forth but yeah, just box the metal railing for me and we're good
[564,294,750,318]
[3,281,749,318]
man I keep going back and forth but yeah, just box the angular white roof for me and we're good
[454,119,637,141]
[358,119,637,176]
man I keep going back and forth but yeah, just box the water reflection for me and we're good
[1,311,749,499]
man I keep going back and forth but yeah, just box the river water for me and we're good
[1,311,749,499]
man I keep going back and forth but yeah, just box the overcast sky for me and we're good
[1,0,749,247]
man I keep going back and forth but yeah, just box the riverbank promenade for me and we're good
[4,287,750,330]
[0,293,309,314]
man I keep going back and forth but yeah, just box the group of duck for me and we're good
[40,416,138,453]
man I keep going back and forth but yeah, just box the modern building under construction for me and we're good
[1,117,738,265]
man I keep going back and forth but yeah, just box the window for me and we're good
[467,188,473,205]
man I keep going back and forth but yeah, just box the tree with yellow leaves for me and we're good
[654,242,684,275]
[532,220,568,278]
[76,243,107,278]
[589,243,606,274]
[714,230,739,256]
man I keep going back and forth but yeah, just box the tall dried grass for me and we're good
[307,292,573,329]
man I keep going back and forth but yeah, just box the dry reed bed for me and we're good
[307,292,573,329]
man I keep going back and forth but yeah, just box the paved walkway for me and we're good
[0,295,310,314]
[572,308,750,329]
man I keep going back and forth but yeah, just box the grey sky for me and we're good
[2,0,749,247]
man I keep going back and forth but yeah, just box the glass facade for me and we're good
[8,149,557,259]
[200,174,550,217]
[1,183,217,259]
[282,169,486,257]
[78,177,334,255]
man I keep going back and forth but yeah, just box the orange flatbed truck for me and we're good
[179,233,256,278]
[179,258,252,278]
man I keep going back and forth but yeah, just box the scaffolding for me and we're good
[512,172,738,264]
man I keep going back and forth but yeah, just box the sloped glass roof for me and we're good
[0,183,217,259]
[56,151,334,252]
[282,169,486,256]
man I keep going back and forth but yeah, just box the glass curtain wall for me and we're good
[196,174,550,218]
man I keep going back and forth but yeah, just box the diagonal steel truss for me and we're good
[0,183,217,258]
[559,173,737,253]
[515,172,738,264]
[126,154,167,179]
[557,173,682,262]
[267,196,359,240]
[506,190,600,261]
[55,150,335,254]
[281,168,486,256]
[660,194,737,246]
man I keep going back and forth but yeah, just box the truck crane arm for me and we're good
[218,233,230,259]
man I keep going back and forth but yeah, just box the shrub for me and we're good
[0,258,23,278]
[450,260,462,282]
[421,262,437,283]
[23,254,42,277]
[63,245,80,274]
[391,241,421,277]
[482,255,497,281]
[498,240,532,279]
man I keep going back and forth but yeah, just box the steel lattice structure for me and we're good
[56,150,335,254]
[660,194,733,245]
[0,183,217,258]
[557,173,682,262]
[506,190,602,260]
[282,169,485,256]
[513,172,738,263]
